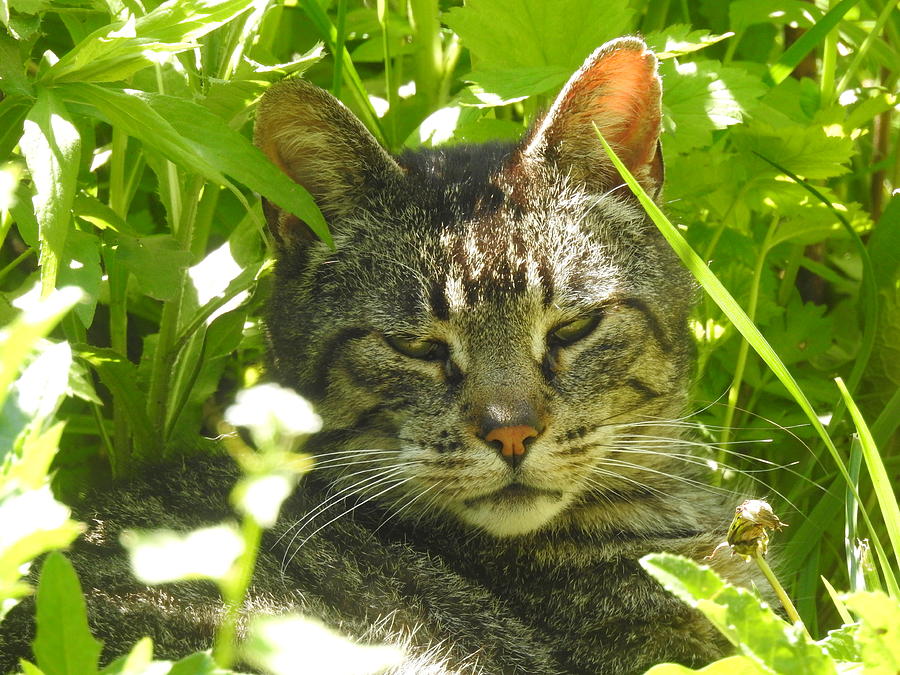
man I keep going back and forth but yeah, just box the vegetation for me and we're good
[1,0,897,672]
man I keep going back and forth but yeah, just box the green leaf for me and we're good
[461,66,569,106]
[57,230,101,328]
[644,654,769,674]
[661,60,766,154]
[844,591,900,674]
[114,234,191,303]
[60,84,330,245]
[729,0,816,32]
[640,553,837,674]
[20,89,82,296]
[817,623,861,663]
[97,637,152,675]
[732,119,854,180]
[44,0,257,84]
[77,346,157,462]
[768,0,861,84]
[167,651,235,675]
[32,552,102,675]
[445,0,633,71]
[0,32,32,97]
[0,286,81,414]
[0,95,30,160]
[644,25,733,59]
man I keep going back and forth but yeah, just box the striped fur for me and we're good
[0,38,767,674]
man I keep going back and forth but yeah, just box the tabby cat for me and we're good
[0,37,765,674]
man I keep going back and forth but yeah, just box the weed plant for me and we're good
[0,0,898,672]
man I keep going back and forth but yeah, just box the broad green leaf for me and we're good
[58,83,238,200]
[244,614,404,675]
[77,346,156,462]
[0,32,31,96]
[121,525,244,584]
[167,651,235,675]
[644,26,733,59]
[445,0,633,72]
[19,661,45,675]
[20,89,82,296]
[44,0,258,84]
[461,67,569,106]
[732,119,854,180]
[0,485,83,605]
[844,591,900,673]
[0,341,72,455]
[0,286,81,413]
[114,234,191,303]
[32,552,102,675]
[97,637,152,675]
[640,553,837,674]
[57,230,101,328]
[60,84,330,244]
[644,655,769,674]
[0,95,30,160]
[817,623,861,664]
[660,60,766,155]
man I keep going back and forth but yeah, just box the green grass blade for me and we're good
[768,0,861,85]
[298,0,387,146]
[836,377,900,581]
[594,125,900,598]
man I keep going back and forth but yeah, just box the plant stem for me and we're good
[214,515,263,669]
[410,0,442,111]
[753,548,809,638]
[0,247,34,283]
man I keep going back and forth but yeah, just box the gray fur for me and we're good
[0,38,767,674]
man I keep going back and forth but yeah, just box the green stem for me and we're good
[378,0,396,149]
[214,515,263,668]
[331,0,348,97]
[754,548,808,636]
[835,0,896,94]
[820,0,838,105]
[410,0,442,111]
[108,127,132,471]
[719,216,778,448]
[0,247,34,283]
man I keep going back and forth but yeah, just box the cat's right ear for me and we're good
[517,37,664,198]
[254,79,403,250]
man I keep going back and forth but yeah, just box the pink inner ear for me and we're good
[556,47,661,174]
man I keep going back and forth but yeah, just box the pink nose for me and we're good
[485,425,539,466]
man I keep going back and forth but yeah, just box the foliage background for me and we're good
[0,0,898,671]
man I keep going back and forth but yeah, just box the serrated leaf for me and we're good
[445,0,633,72]
[844,591,900,674]
[645,25,733,59]
[44,0,257,84]
[732,119,854,180]
[20,89,82,296]
[817,623,861,663]
[729,0,817,32]
[644,654,769,674]
[461,66,569,106]
[660,60,766,155]
[32,552,102,675]
[640,553,837,674]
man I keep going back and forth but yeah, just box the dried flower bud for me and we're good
[708,499,787,560]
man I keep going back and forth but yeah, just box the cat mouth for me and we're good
[464,483,563,507]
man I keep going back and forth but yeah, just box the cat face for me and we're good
[257,38,695,538]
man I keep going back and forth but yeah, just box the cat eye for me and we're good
[549,313,602,346]
[385,335,449,361]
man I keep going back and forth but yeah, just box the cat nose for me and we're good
[484,425,540,468]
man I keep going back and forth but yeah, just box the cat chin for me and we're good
[455,493,572,538]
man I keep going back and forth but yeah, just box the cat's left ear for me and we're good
[518,37,664,198]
